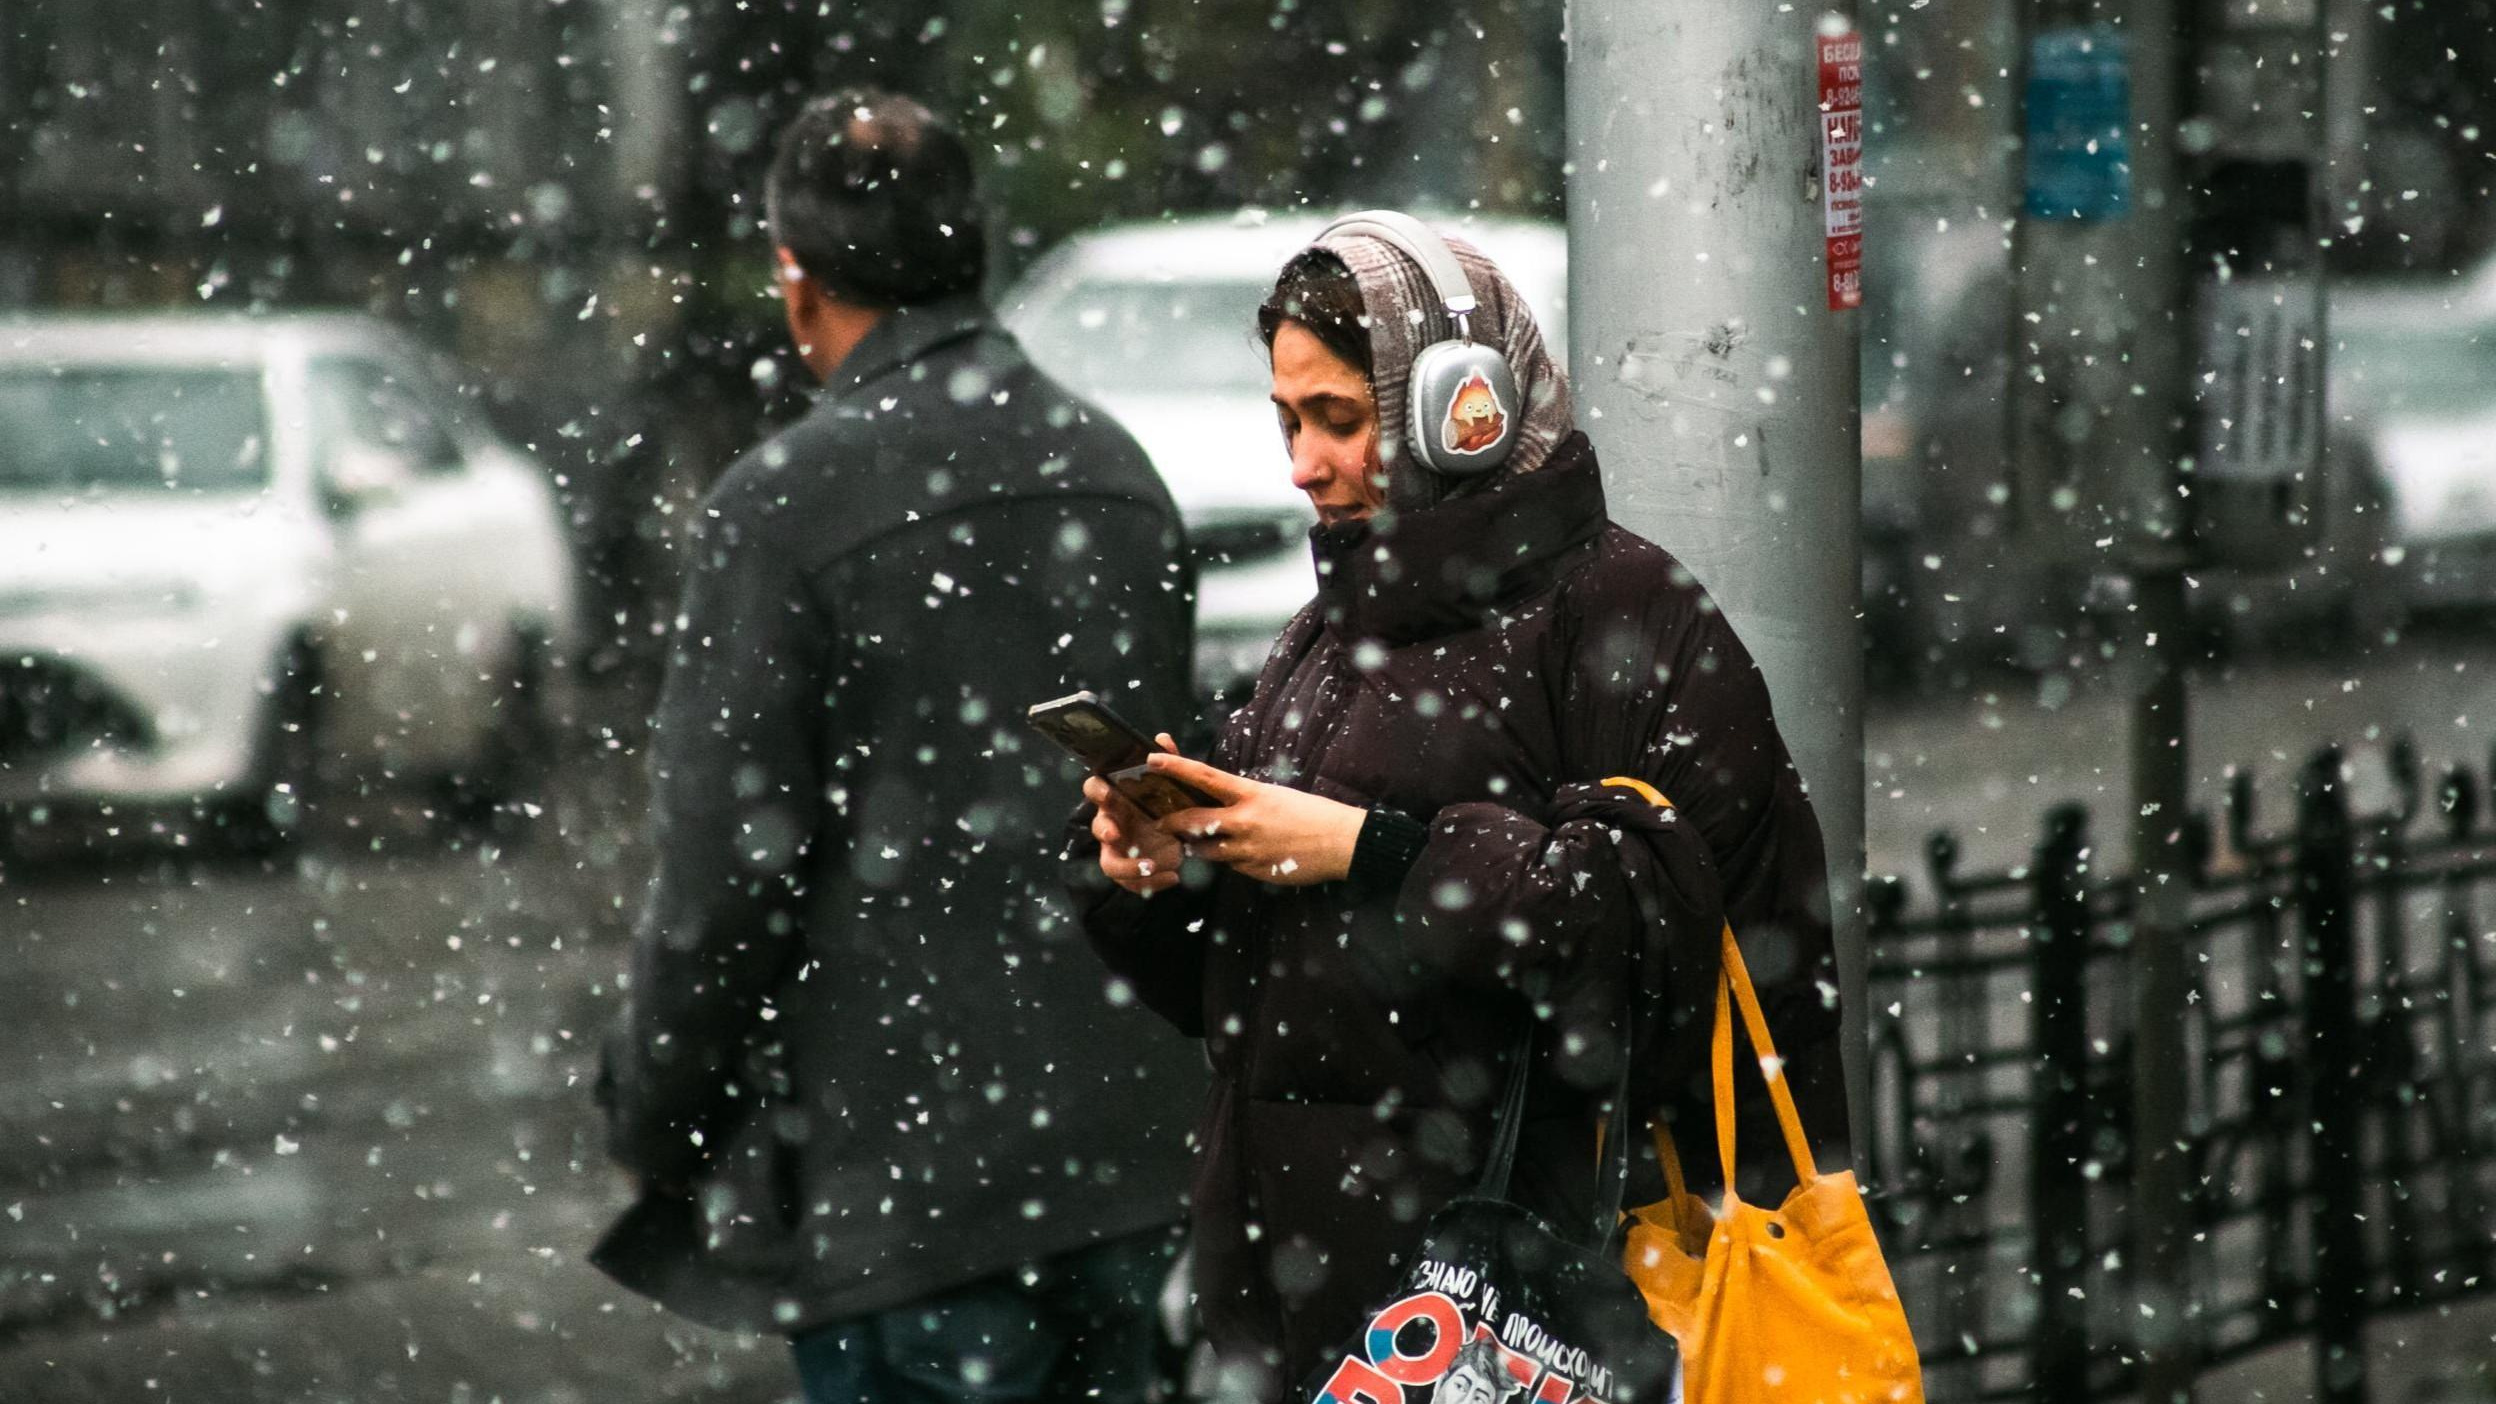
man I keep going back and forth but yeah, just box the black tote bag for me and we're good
[1297,1037,1680,1404]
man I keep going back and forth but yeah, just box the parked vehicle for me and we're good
[1860,229,2496,668]
[2323,276,2496,616]
[1001,211,1566,701]
[1855,216,2035,680]
[0,314,581,852]
[2197,273,2496,649]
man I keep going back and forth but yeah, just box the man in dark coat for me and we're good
[595,90,1203,1404]
[1069,228,1848,1397]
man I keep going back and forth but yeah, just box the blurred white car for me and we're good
[2326,283,2496,615]
[0,314,580,850]
[1002,211,1567,698]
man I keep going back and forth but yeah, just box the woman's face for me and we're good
[1269,319,1386,526]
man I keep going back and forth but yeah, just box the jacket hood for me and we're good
[1309,224,1577,511]
[1311,430,1606,646]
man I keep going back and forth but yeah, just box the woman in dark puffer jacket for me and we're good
[1067,216,1847,1401]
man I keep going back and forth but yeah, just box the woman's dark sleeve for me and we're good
[1063,802,1214,1038]
[1391,780,1727,1089]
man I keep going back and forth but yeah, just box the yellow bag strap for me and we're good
[1717,924,1820,1189]
[1600,776,1820,1199]
[1655,1120,1691,1205]
[1600,775,1672,811]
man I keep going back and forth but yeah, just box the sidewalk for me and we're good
[0,1254,794,1403]
[2189,1295,2495,1402]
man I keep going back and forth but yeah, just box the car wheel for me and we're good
[220,646,325,858]
[440,623,557,836]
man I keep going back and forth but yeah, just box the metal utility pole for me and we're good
[1566,4,1869,1141]
[2010,0,2330,1398]
[2007,3,2196,1398]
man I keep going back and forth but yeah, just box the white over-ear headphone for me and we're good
[1317,210,1521,477]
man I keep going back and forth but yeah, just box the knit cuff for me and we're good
[1350,805,1431,892]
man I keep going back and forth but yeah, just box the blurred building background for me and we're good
[5,0,2491,676]
[0,0,1565,677]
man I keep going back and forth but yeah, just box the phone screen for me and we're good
[1026,691,1157,775]
[1027,691,1220,818]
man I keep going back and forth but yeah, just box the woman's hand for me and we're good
[1147,752,1367,887]
[1087,733,1186,895]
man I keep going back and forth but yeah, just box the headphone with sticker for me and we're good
[1317,209,1522,478]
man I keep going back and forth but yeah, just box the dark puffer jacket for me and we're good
[1071,432,1845,1391]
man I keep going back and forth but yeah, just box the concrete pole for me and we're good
[1566,2,1869,1144]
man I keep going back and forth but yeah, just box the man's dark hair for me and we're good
[1258,249,1372,380]
[766,89,985,308]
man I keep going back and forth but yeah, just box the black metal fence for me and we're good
[1865,736,2496,1401]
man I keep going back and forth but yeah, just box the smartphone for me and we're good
[1027,691,1218,819]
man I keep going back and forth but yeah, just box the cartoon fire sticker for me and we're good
[1443,371,1507,455]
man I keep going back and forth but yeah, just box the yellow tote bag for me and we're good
[1621,923,1923,1402]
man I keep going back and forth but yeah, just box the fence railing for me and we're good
[1865,735,2496,1402]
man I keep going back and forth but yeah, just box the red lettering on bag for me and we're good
[1364,1292,1465,1384]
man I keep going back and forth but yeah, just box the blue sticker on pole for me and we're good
[2024,26,2132,221]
